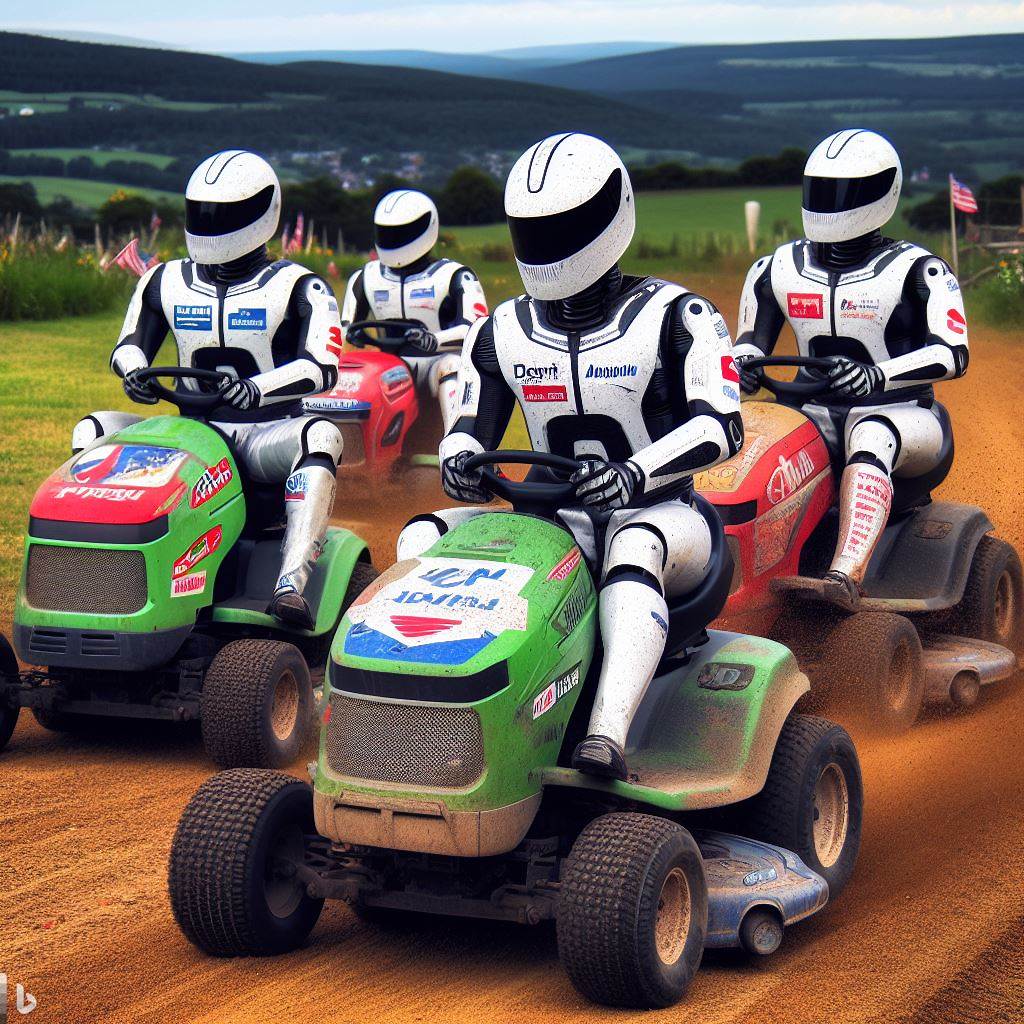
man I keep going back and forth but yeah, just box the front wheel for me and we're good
[557,812,708,1009]
[201,640,313,768]
[735,714,862,899]
[168,769,324,955]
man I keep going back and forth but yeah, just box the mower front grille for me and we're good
[326,693,484,788]
[25,545,148,615]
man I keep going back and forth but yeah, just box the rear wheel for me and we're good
[735,714,862,898]
[201,640,312,769]
[557,812,707,1009]
[0,634,19,751]
[951,536,1023,652]
[168,769,323,955]
[819,611,924,732]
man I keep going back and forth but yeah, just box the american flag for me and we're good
[287,212,305,254]
[949,175,978,215]
[108,237,160,277]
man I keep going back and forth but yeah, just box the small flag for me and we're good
[149,210,162,234]
[949,175,978,215]
[288,213,305,254]
[326,260,339,279]
[107,237,160,277]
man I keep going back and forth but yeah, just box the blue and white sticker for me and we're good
[174,305,212,331]
[373,289,390,303]
[285,471,308,501]
[227,307,267,331]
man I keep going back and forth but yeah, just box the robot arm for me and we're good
[734,254,785,361]
[110,264,169,378]
[246,275,341,406]
[628,295,744,501]
[434,268,488,351]
[878,257,969,391]
[341,268,370,326]
[440,316,516,458]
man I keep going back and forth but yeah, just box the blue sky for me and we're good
[4,0,1023,52]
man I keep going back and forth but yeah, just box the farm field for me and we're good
[0,174,180,207]
[11,147,175,168]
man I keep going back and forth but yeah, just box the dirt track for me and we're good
[1,320,1022,1024]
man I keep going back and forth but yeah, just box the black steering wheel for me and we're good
[345,319,423,352]
[744,355,840,398]
[463,450,581,516]
[134,366,233,415]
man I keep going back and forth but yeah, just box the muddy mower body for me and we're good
[302,320,443,477]
[697,357,1021,732]
[169,451,863,1009]
[0,369,376,767]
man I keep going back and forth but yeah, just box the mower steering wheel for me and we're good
[463,450,581,515]
[745,356,840,398]
[134,366,233,414]
[345,319,423,352]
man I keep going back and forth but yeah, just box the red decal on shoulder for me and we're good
[787,293,823,319]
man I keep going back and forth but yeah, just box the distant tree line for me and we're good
[628,148,807,191]
[0,149,188,192]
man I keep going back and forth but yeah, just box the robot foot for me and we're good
[572,735,628,781]
[269,588,315,631]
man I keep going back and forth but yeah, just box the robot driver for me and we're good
[74,150,343,630]
[342,190,488,432]
[734,129,968,609]
[397,133,743,781]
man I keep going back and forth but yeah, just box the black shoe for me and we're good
[572,735,628,781]
[269,589,315,631]
[822,570,861,612]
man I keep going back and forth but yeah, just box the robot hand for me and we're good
[826,357,884,398]
[122,368,158,405]
[222,377,261,411]
[733,353,762,395]
[441,450,491,504]
[571,459,639,511]
[404,327,439,354]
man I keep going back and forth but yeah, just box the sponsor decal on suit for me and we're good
[227,307,267,330]
[787,293,823,319]
[174,304,213,330]
[522,385,567,403]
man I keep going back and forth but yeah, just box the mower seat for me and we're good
[664,494,734,658]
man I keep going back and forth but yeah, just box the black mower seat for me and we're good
[664,494,734,657]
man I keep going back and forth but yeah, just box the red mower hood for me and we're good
[304,351,413,416]
[31,442,195,525]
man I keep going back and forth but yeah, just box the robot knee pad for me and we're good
[71,411,143,454]
[296,417,344,471]
[847,416,899,474]
[605,523,667,583]
[397,513,448,561]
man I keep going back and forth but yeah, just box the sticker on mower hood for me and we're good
[72,444,187,488]
[173,526,223,579]
[344,556,534,665]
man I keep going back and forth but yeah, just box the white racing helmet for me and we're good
[505,132,634,300]
[184,150,281,264]
[374,190,438,268]
[802,129,902,243]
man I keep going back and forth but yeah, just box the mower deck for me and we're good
[920,633,1019,706]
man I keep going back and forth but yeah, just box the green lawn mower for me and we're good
[168,451,863,1009]
[0,368,377,768]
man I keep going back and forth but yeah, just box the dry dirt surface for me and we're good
[1,324,1022,1024]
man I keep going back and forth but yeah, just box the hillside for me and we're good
[510,34,1024,176]
[0,33,692,173]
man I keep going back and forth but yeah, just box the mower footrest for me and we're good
[694,830,828,951]
[920,633,1018,706]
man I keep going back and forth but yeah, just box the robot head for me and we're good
[184,150,281,265]
[504,133,634,301]
[374,190,439,269]
[802,129,902,243]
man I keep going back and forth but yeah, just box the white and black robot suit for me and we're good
[342,190,487,431]
[735,129,968,609]
[397,134,743,781]
[74,150,343,630]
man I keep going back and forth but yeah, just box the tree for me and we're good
[0,180,41,219]
[438,166,503,226]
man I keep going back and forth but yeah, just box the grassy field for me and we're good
[0,175,181,207]
[0,90,280,113]
[11,148,175,169]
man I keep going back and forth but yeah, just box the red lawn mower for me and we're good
[697,356,1021,732]
[302,320,443,478]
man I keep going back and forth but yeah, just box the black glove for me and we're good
[826,357,884,398]
[571,460,639,511]
[441,450,491,504]
[222,377,261,411]
[404,327,439,354]
[122,368,158,405]
[733,352,761,395]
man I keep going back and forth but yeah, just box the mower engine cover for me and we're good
[15,416,245,670]
[317,512,596,857]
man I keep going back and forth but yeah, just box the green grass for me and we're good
[11,148,175,169]
[0,91,281,113]
[0,175,181,207]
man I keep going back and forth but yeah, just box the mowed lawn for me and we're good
[0,174,181,207]
[11,148,176,169]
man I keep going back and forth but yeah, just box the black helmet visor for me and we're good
[375,211,432,252]
[803,167,897,215]
[185,184,276,237]
[507,167,623,266]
